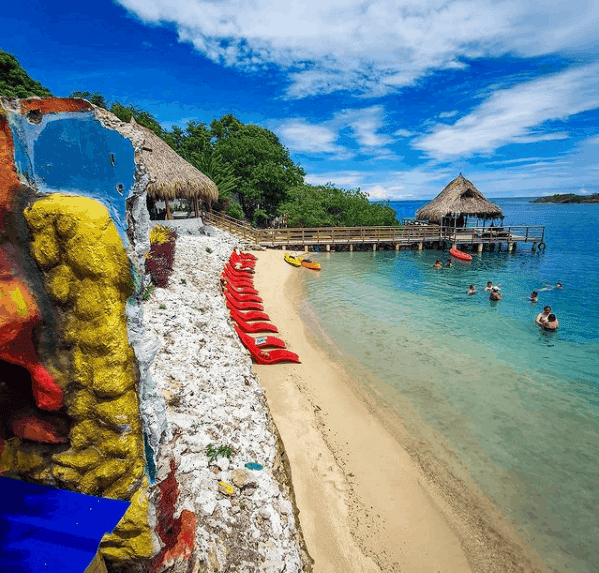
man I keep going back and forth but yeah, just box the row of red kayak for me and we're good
[222,251,301,365]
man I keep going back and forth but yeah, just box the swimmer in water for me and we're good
[484,281,493,291]
[535,306,552,326]
[433,259,442,269]
[489,287,502,301]
[529,291,539,303]
[541,313,559,331]
[467,285,477,295]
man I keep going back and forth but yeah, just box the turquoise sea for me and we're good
[300,198,599,572]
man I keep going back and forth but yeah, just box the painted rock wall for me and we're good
[0,98,164,564]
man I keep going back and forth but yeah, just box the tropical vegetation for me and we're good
[0,50,52,98]
[278,184,399,227]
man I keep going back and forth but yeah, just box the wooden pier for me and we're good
[200,211,545,252]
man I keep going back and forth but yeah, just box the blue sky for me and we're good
[3,0,599,199]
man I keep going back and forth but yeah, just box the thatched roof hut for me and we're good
[416,174,503,226]
[129,118,218,204]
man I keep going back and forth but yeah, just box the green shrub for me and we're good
[226,201,245,220]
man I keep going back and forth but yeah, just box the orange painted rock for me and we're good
[12,416,67,443]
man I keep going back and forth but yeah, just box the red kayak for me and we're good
[225,301,271,322]
[224,291,264,311]
[221,278,259,295]
[224,286,263,303]
[449,248,472,261]
[234,325,300,365]
[229,307,278,333]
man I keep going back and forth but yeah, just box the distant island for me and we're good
[531,193,599,204]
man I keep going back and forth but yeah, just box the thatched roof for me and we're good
[416,174,503,224]
[130,119,218,202]
[93,107,218,202]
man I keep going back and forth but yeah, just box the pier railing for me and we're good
[444,225,545,246]
[200,210,545,248]
[200,210,256,242]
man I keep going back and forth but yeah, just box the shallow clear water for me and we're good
[301,198,599,572]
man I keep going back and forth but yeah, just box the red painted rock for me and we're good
[12,416,67,443]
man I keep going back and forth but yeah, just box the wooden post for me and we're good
[164,196,172,220]
[508,242,514,252]
[418,242,423,251]
[372,243,377,251]
[349,244,354,252]
[497,243,502,252]
[394,243,400,251]
[478,243,483,253]
[326,244,330,252]
[193,196,199,218]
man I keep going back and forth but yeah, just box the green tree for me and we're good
[0,50,52,98]
[165,121,238,205]
[209,114,305,220]
[69,91,108,109]
[109,102,164,137]
[278,184,399,227]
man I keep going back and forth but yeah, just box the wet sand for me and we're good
[251,248,548,573]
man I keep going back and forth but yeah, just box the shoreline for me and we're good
[252,248,548,573]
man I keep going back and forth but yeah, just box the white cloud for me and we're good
[439,110,458,118]
[588,135,599,144]
[413,64,599,158]
[393,129,413,138]
[305,171,364,188]
[276,105,396,159]
[116,0,599,98]
[276,119,349,156]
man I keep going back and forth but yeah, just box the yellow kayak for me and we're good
[284,253,303,267]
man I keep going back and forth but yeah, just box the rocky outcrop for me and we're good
[141,228,312,572]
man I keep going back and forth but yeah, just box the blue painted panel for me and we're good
[32,116,136,236]
[0,477,129,572]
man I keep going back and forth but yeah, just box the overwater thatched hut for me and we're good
[416,174,503,227]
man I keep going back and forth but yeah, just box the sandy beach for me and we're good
[251,249,547,573]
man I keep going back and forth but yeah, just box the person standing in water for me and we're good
[529,291,539,303]
[536,306,552,326]
[490,287,502,301]
[467,285,477,295]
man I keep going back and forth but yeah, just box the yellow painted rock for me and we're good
[70,419,99,450]
[79,459,131,495]
[92,361,136,399]
[65,388,96,420]
[45,263,74,304]
[52,464,82,489]
[218,481,235,496]
[29,225,60,269]
[52,448,103,471]
[15,447,45,472]
[94,390,139,428]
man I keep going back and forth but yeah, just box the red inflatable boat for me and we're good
[449,248,472,261]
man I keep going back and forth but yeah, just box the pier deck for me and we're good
[200,211,545,251]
